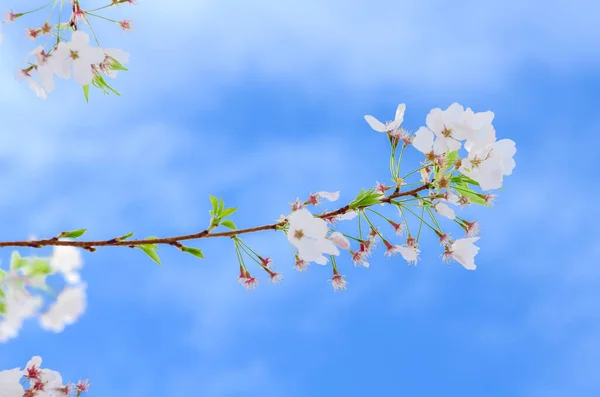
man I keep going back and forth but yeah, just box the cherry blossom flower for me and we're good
[76,379,90,392]
[330,272,347,291]
[50,244,83,285]
[447,237,480,270]
[16,68,47,99]
[459,139,517,190]
[454,107,495,148]
[0,368,24,397]
[0,279,43,342]
[364,103,406,133]
[99,48,130,78]
[287,208,339,265]
[350,249,370,268]
[118,19,132,32]
[434,202,456,220]
[412,103,466,155]
[305,191,339,206]
[55,31,105,86]
[293,255,309,272]
[39,284,87,332]
[387,220,404,235]
[461,220,480,237]
[329,232,350,250]
[26,46,71,93]
[26,28,41,40]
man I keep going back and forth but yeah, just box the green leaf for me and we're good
[108,58,129,71]
[118,232,134,241]
[83,84,90,102]
[140,245,161,265]
[221,219,237,229]
[209,195,218,213]
[0,288,5,299]
[220,207,237,218]
[23,258,53,277]
[349,189,383,210]
[0,301,6,315]
[10,251,28,270]
[182,246,204,259]
[455,185,486,205]
[0,269,6,280]
[59,229,87,239]
[445,151,458,167]
[218,198,225,214]
[451,174,480,187]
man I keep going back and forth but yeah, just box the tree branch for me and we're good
[0,184,430,250]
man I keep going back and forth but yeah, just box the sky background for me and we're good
[0,0,599,396]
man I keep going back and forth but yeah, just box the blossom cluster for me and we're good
[3,0,133,100]
[230,102,516,291]
[0,241,87,343]
[0,356,89,396]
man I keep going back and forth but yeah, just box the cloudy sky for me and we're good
[1,0,599,395]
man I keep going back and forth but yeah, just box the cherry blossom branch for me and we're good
[0,184,431,251]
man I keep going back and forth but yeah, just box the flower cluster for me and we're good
[4,0,133,100]
[0,356,89,396]
[0,242,87,343]
[228,102,515,289]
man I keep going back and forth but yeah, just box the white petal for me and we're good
[364,115,387,132]
[425,108,444,133]
[434,202,456,219]
[70,30,90,48]
[104,48,130,64]
[316,191,339,202]
[394,103,406,125]
[26,77,47,99]
[72,61,94,86]
[329,232,350,250]
[412,127,434,154]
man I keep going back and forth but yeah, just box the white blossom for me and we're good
[459,139,516,190]
[434,202,456,220]
[39,284,87,333]
[50,245,83,285]
[26,46,70,93]
[450,237,480,270]
[101,48,130,78]
[287,208,339,265]
[329,232,350,250]
[364,104,406,133]
[0,279,43,343]
[55,31,105,86]
[0,368,24,397]
[397,245,420,265]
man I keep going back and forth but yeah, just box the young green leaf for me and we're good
[221,219,237,229]
[140,245,161,265]
[445,151,458,167]
[10,251,28,270]
[117,232,134,241]
[23,259,53,277]
[83,84,90,102]
[455,185,486,205]
[59,229,88,239]
[220,207,237,218]
[209,195,218,213]
[182,246,204,259]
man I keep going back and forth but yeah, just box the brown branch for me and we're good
[0,184,430,250]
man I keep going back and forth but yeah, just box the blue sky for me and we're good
[0,0,599,395]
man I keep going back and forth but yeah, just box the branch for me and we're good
[0,184,430,250]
